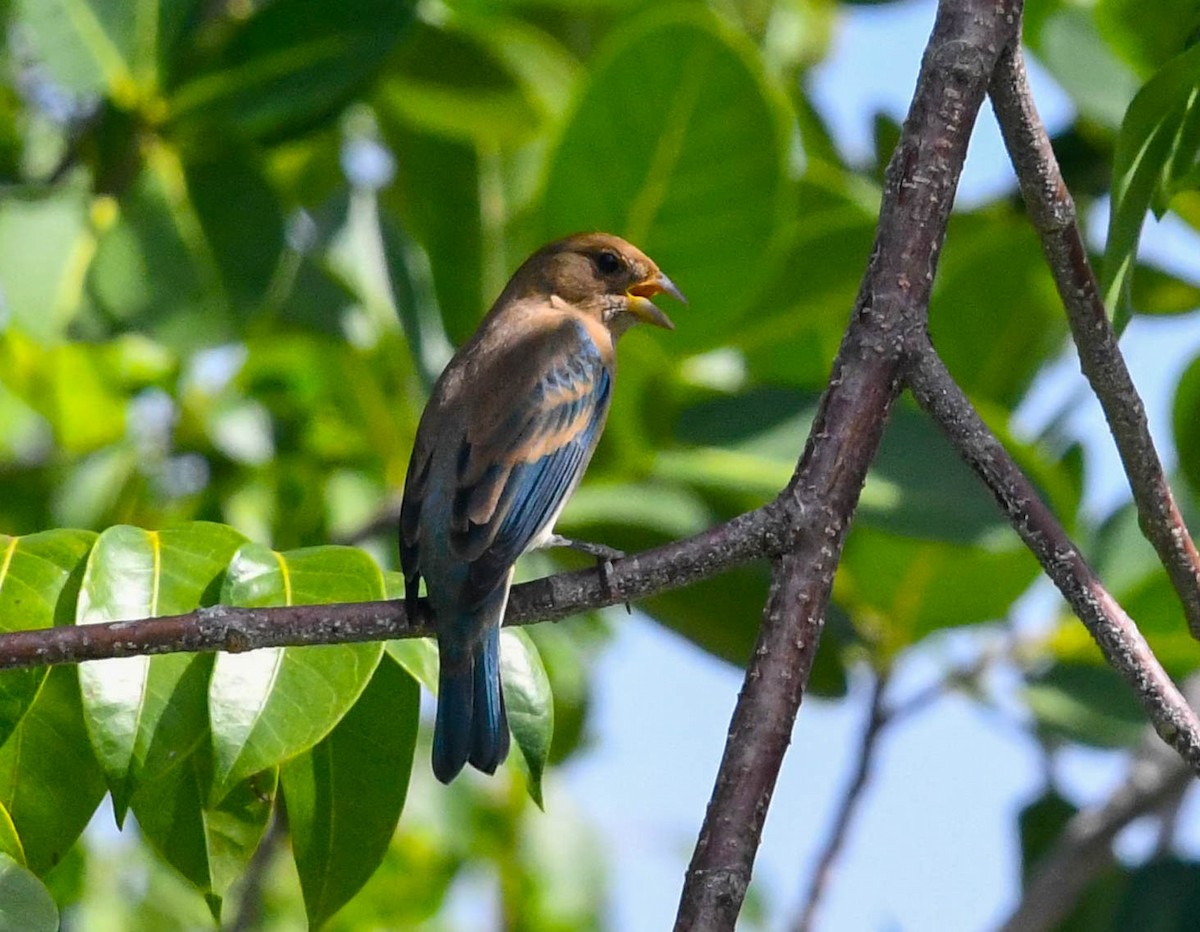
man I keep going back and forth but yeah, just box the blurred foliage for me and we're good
[0,0,1196,927]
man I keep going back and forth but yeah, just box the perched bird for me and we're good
[400,232,685,783]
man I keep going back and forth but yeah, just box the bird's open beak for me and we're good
[626,272,686,330]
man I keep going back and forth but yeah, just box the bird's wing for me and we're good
[452,319,612,606]
[399,430,432,621]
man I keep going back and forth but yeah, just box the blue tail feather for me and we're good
[468,625,509,773]
[432,607,510,783]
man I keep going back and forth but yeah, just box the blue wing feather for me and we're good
[458,324,611,605]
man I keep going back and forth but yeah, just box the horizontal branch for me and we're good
[988,41,1200,640]
[0,502,794,671]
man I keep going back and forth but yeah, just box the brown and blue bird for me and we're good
[400,232,684,783]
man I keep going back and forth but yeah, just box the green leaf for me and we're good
[540,8,792,352]
[383,571,439,694]
[376,128,483,346]
[0,529,94,745]
[1027,6,1140,130]
[282,653,419,929]
[209,543,384,800]
[0,666,107,875]
[500,628,553,807]
[129,716,277,907]
[1025,663,1146,749]
[379,13,577,146]
[1101,42,1200,331]
[168,0,415,141]
[76,522,248,820]
[839,526,1038,651]
[0,853,57,932]
[736,205,877,390]
[930,211,1067,408]
[1096,0,1200,77]
[0,803,24,867]
[1129,259,1200,314]
[1176,354,1200,503]
[89,146,284,350]
[12,0,182,97]
[0,185,94,342]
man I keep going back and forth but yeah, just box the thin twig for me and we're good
[792,671,889,932]
[0,501,797,670]
[997,677,1200,932]
[673,3,1022,928]
[904,341,1200,771]
[988,41,1200,640]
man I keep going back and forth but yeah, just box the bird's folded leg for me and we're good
[544,534,631,613]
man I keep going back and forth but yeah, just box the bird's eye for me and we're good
[595,250,623,276]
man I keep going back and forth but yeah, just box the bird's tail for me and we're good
[432,617,510,784]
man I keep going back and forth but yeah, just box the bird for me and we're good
[399,232,685,784]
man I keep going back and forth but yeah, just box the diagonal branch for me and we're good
[997,676,1200,932]
[988,41,1200,640]
[674,2,1022,928]
[904,340,1200,771]
[792,670,889,932]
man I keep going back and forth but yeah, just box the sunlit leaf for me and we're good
[209,543,384,800]
[282,653,418,929]
[0,666,106,875]
[501,628,553,807]
[76,522,247,820]
[1101,42,1200,330]
[541,8,792,352]
[0,529,94,745]
[0,852,57,932]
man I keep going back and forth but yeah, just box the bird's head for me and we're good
[506,232,686,334]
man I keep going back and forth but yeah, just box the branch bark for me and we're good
[0,502,797,670]
[673,3,1021,927]
[988,41,1200,640]
[997,678,1200,932]
[792,671,889,932]
[905,342,1200,770]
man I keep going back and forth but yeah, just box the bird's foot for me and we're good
[545,535,631,613]
[544,534,625,562]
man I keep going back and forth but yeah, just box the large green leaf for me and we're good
[0,666,107,875]
[13,0,196,97]
[209,543,384,800]
[129,714,278,910]
[281,653,418,929]
[540,8,792,352]
[380,14,577,147]
[930,211,1067,408]
[89,145,285,350]
[0,853,57,932]
[167,0,415,141]
[0,186,94,343]
[1101,42,1200,331]
[1174,353,1200,501]
[500,628,553,808]
[76,522,247,820]
[1025,662,1146,749]
[1026,4,1140,130]
[0,529,94,745]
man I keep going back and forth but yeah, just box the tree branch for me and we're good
[997,678,1200,932]
[904,341,1200,770]
[988,41,1200,640]
[792,671,889,932]
[673,3,1021,928]
[0,502,797,670]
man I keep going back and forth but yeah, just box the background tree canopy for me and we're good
[0,0,1199,929]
